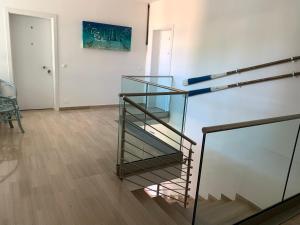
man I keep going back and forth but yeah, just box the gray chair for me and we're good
[0,79,24,133]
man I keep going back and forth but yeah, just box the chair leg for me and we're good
[16,111,24,133]
[8,117,14,128]
[9,120,14,128]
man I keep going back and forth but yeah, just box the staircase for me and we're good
[117,76,300,225]
[117,95,195,207]
[132,189,260,225]
[117,76,196,208]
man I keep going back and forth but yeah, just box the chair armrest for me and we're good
[0,78,15,87]
[0,78,17,97]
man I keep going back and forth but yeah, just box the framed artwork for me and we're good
[82,21,132,51]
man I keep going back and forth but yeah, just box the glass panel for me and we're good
[121,77,146,94]
[123,76,173,88]
[119,76,188,168]
[285,122,300,199]
[148,76,173,87]
[121,76,173,93]
[147,85,171,113]
[194,119,300,225]
[169,93,187,132]
[120,99,183,165]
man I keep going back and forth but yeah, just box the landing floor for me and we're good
[0,108,160,225]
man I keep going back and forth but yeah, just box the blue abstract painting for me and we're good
[82,21,132,51]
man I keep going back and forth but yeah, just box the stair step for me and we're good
[224,208,258,225]
[153,196,191,225]
[208,194,218,201]
[197,199,229,213]
[172,202,194,222]
[132,189,178,225]
[199,200,257,225]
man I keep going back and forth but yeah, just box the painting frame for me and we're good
[82,21,132,51]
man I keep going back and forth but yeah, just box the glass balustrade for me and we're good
[285,123,300,199]
[117,76,189,168]
[193,117,300,225]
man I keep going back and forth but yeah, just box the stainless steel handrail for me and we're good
[202,114,300,134]
[124,75,174,78]
[122,76,187,93]
[119,92,187,96]
[122,96,197,145]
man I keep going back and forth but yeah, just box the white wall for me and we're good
[147,0,300,207]
[0,0,148,107]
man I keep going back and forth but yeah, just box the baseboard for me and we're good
[60,104,118,111]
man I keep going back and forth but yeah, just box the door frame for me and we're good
[5,8,60,111]
[149,25,174,76]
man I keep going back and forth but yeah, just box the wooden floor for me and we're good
[0,108,162,225]
[282,214,300,225]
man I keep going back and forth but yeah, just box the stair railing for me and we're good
[184,56,300,85]
[117,76,196,208]
[192,113,300,225]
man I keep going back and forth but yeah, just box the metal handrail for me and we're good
[120,92,187,96]
[124,75,174,78]
[122,76,187,93]
[122,96,197,145]
[202,114,300,134]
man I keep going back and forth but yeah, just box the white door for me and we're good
[10,14,54,110]
[150,29,172,76]
[150,29,173,111]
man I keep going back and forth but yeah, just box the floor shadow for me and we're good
[0,127,24,183]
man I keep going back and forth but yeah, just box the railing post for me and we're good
[144,83,149,130]
[192,134,206,225]
[157,184,160,197]
[119,101,127,179]
[180,94,188,152]
[184,142,193,208]
[282,123,300,201]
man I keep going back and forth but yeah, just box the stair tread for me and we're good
[194,198,259,225]
[172,202,194,222]
[223,208,258,225]
[132,189,179,225]
[203,201,252,221]
[153,196,191,225]
[197,199,229,214]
